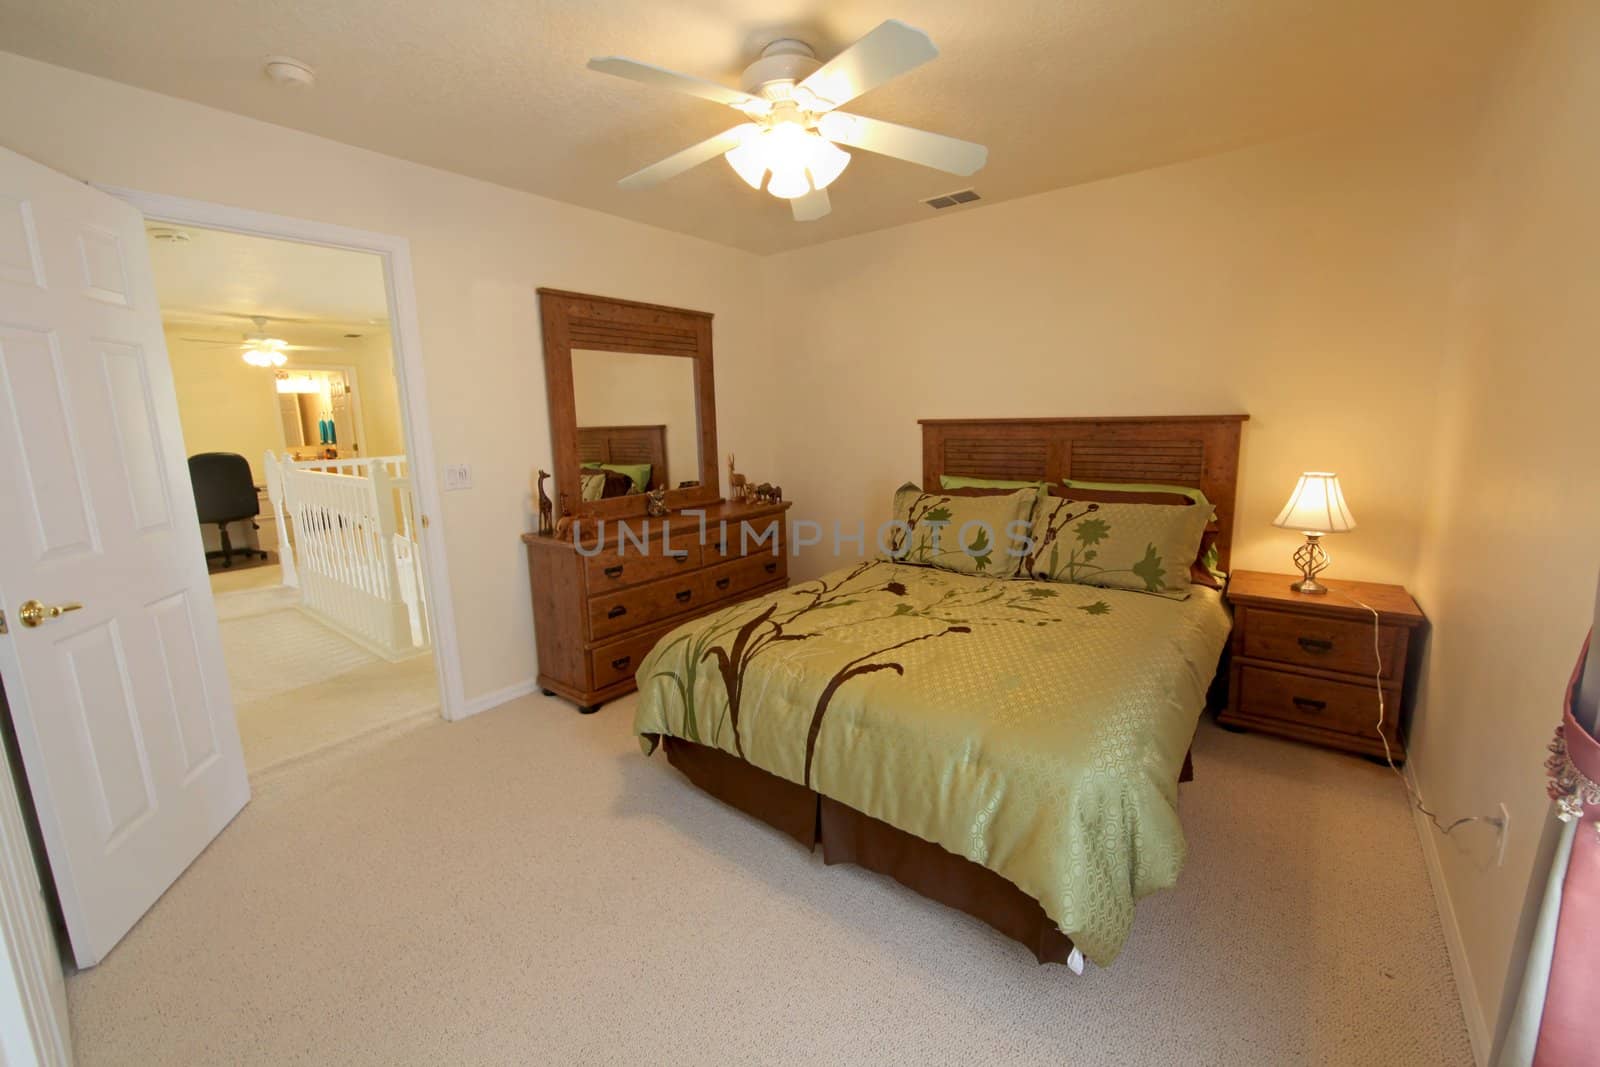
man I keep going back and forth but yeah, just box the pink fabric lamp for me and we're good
[1271,472,1356,594]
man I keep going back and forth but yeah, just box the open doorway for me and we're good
[145,222,442,774]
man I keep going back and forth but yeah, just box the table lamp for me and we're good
[1272,472,1355,594]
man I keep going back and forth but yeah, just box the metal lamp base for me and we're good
[1290,534,1331,595]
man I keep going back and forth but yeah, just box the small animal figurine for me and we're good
[728,452,748,501]
[646,487,669,516]
[536,469,554,536]
[553,494,574,540]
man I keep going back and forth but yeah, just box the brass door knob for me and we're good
[18,600,83,629]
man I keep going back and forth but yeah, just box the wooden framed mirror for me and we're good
[538,288,721,519]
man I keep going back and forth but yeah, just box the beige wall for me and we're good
[1409,0,1600,1056]
[761,110,1476,583]
[165,321,406,482]
[0,50,775,709]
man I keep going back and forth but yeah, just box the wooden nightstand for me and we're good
[1220,570,1427,761]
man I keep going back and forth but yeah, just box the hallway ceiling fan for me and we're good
[179,315,341,367]
[589,19,987,222]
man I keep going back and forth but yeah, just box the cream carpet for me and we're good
[210,567,439,774]
[65,697,1473,1065]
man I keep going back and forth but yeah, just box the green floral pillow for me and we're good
[1026,498,1210,598]
[884,484,1036,578]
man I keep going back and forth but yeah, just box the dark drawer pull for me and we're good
[715,577,732,590]
[675,589,693,603]
[607,605,626,619]
[764,562,778,574]
[603,564,624,579]
[675,553,690,564]
[1296,636,1333,654]
[611,655,631,671]
[1292,696,1327,713]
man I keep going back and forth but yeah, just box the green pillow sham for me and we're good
[600,462,651,493]
[886,484,1037,578]
[1028,497,1210,599]
[1061,478,1224,578]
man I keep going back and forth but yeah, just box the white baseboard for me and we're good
[454,678,540,720]
[1407,764,1491,1066]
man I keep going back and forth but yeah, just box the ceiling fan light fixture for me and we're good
[806,138,851,190]
[724,140,767,190]
[242,337,289,368]
[766,165,811,200]
[725,122,850,200]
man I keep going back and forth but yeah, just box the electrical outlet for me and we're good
[1496,803,1510,867]
[443,463,472,491]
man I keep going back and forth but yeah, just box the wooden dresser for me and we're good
[523,500,791,713]
[1220,570,1427,761]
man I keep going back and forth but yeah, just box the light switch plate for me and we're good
[443,463,472,491]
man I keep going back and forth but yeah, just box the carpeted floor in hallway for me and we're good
[209,565,439,774]
[64,695,1474,1065]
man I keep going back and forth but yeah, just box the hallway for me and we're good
[211,565,437,775]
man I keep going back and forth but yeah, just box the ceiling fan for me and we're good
[589,19,987,222]
[179,316,340,367]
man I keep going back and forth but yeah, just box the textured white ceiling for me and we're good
[1,0,1524,255]
[146,224,389,327]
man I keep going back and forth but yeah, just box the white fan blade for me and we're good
[283,345,342,352]
[818,112,987,175]
[790,187,831,222]
[618,124,755,190]
[588,57,769,115]
[798,20,938,110]
[179,337,249,346]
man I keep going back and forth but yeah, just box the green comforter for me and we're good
[633,560,1231,965]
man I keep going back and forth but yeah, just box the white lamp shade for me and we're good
[1272,472,1356,534]
[766,166,810,199]
[722,121,851,200]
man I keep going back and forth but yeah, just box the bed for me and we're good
[634,415,1247,968]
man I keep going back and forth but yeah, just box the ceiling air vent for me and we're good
[922,189,981,210]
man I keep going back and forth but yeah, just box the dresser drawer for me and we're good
[587,571,708,641]
[1241,607,1405,681]
[1233,664,1392,740]
[705,552,786,600]
[589,625,674,691]
[582,534,701,592]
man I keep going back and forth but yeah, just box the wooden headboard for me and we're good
[920,415,1249,571]
[577,424,668,490]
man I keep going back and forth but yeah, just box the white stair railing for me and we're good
[262,450,298,588]
[269,452,428,659]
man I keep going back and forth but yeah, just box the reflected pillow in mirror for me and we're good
[599,462,651,493]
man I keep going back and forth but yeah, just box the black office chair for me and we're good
[188,452,267,569]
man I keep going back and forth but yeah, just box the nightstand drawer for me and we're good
[1242,607,1405,681]
[1233,665,1390,739]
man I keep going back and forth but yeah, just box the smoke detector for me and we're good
[263,56,316,89]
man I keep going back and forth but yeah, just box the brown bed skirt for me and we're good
[659,735,1080,965]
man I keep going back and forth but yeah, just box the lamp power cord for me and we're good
[1335,589,1504,839]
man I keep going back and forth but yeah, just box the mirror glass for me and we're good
[570,349,699,501]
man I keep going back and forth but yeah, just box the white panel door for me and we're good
[0,147,249,967]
